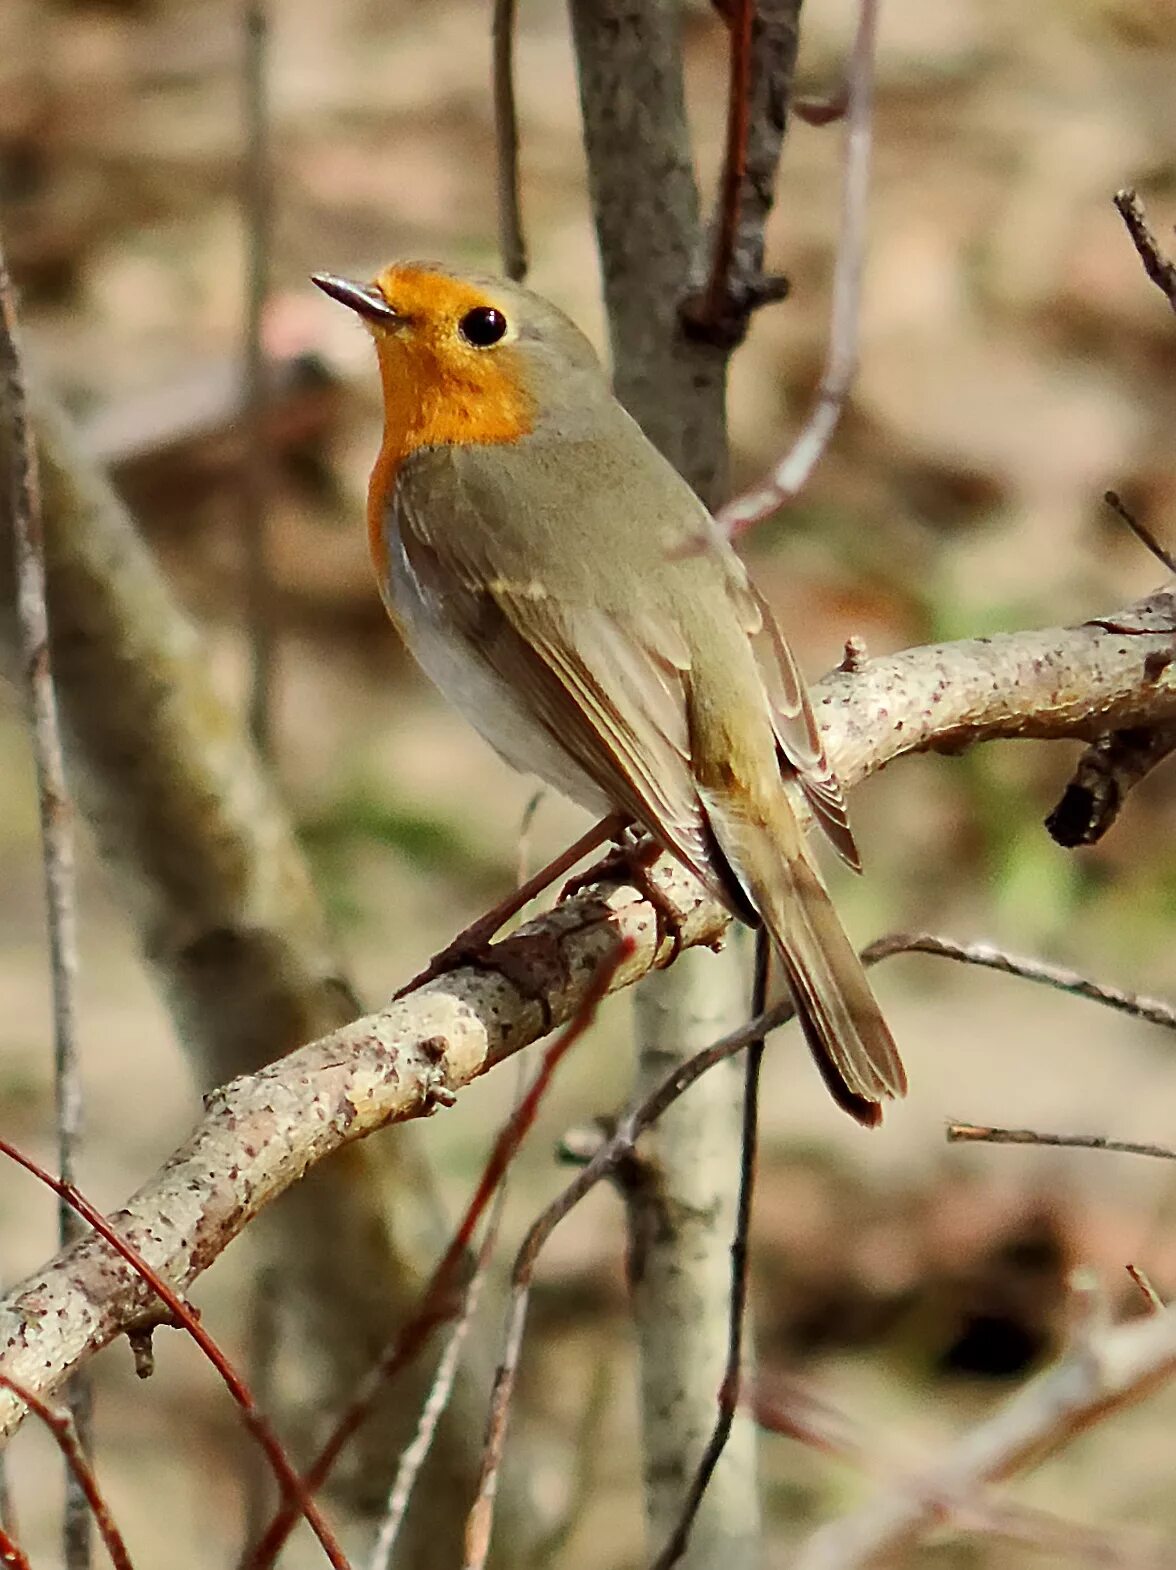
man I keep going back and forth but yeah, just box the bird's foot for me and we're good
[393,813,624,1002]
[560,832,686,963]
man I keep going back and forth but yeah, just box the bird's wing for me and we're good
[747,588,861,872]
[669,504,860,872]
[391,469,732,906]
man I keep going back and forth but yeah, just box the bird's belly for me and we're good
[381,532,609,816]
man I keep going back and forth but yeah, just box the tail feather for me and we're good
[702,790,906,1126]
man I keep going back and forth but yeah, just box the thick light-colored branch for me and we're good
[2,592,1174,1436]
[792,1298,1176,1570]
[0,394,521,1563]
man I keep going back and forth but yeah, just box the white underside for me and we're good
[383,527,610,815]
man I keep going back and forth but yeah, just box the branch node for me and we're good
[838,633,869,673]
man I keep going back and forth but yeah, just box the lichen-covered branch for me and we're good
[1,591,1173,1436]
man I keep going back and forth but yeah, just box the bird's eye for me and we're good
[458,306,508,348]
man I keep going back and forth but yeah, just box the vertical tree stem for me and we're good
[0,244,90,1569]
[242,0,275,755]
[568,2,764,1560]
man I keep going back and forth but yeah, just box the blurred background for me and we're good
[2,0,1176,1563]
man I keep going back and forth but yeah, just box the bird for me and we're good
[312,261,907,1125]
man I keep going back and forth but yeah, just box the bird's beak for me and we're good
[311,272,402,327]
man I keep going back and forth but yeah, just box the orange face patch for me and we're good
[363,266,536,580]
[367,267,534,459]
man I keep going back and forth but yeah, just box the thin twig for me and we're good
[492,0,527,282]
[1127,1265,1164,1312]
[648,933,770,1570]
[1113,189,1176,316]
[862,931,1176,1032]
[947,1123,1176,1162]
[368,1183,509,1570]
[700,0,755,328]
[718,0,878,535]
[0,1374,132,1570]
[1104,489,1176,577]
[248,940,630,1570]
[0,1138,352,1570]
[793,1297,1176,1568]
[0,1522,31,1570]
[0,239,91,1570]
[462,990,788,1570]
[242,0,276,754]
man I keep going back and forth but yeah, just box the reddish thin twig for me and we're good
[1114,189,1176,316]
[1127,1265,1164,1313]
[0,236,91,1570]
[0,1373,132,1570]
[492,0,528,281]
[249,939,630,1570]
[0,1523,31,1570]
[718,0,878,535]
[0,1139,351,1570]
[701,0,755,328]
[948,1124,1176,1163]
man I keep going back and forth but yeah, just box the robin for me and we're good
[313,262,906,1125]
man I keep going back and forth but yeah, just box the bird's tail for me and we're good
[703,790,906,1126]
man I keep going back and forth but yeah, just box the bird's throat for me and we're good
[365,342,533,583]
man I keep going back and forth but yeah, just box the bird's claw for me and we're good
[559,835,685,963]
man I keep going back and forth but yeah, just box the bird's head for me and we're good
[313,262,605,460]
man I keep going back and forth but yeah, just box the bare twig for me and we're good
[648,934,770,1570]
[368,1184,508,1570]
[0,1138,352,1570]
[0,1374,131,1570]
[464,988,789,1570]
[492,0,527,282]
[793,1293,1176,1569]
[947,1123,1176,1162]
[754,1377,1170,1565]
[0,1523,31,1570]
[249,941,629,1570]
[242,0,275,754]
[699,0,755,330]
[862,931,1176,1031]
[718,0,878,535]
[1127,1264,1164,1312]
[0,239,90,1570]
[1114,189,1176,315]
[1104,489,1176,576]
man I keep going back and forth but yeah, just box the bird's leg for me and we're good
[394,812,627,998]
[559,826,687,962]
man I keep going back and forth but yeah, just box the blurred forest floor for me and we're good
[2,0,1176,1564]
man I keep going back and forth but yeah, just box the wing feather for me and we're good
[393,477,729,903]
